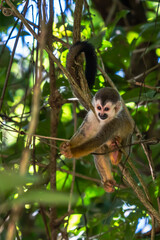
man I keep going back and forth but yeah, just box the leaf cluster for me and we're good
[0,0,160,239]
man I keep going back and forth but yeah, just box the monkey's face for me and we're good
[94,99,122,122]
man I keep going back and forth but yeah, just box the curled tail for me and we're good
[67,41,97,89]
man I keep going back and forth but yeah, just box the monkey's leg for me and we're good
[94,147,116,193]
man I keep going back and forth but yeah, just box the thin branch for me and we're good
[40,207,51,240]
[122,150,151,203]
[98,62,160,223]
[0,14,23,111]
[127,63,160,84]
[119,162,160,225]
[64,1,84,235]
[47,0,60,238]
[68,102,77,213]
[52,35,70,48]
[73,0,83,43]
[5,2,33,239]
[1,120,160,146]
[5,0,93,113]
[131,81,160,92]
[58,0,69,43]
[58,167,101,184]
[35,134,69,142]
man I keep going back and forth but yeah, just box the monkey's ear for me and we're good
[115,101,122,114]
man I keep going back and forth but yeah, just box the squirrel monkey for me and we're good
[60,41,133,192]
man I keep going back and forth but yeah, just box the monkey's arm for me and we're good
[60,110,133,158]
[61,112,131,158]
[60,132,103,158]
[69,115,91,146]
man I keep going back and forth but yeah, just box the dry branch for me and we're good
[119,162,160,224]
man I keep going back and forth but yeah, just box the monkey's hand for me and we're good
[103,179,116,193]
[60,142,73,158]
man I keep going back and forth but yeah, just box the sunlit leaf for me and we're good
[14,189,77,206]
[0,172,39,192]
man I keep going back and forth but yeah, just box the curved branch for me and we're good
[119,162,160,224]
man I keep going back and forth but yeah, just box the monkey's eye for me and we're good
[104,107,109,111]
[97,106,101,110]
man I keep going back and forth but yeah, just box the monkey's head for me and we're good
[93,88,122,122]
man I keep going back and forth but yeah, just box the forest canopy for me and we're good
[0,0,160,239]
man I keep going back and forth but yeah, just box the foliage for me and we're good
[0,0,160,239]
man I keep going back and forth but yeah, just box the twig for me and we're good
[5,0,93,113]
[58,0,69,43]
[58,167,101,184]
[127,63,160,84]
[47,0,60,238]
[0,18,21,111]
[52,35,70,48]
[122,149,151,203]
[132,81,160,92]
[99,61,160,228]
[2,120,160,146]
[33,134,69,142]
[5,2,31,240]
[64,1,84,236]
[40,207,51,240]
[151,215,155,240]
[73,0,83,43]
[119,162,160,224]
[68,102,77,213]
[68,111,76,210]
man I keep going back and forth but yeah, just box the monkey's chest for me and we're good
[86,120,101,138]
[85,112,101,138]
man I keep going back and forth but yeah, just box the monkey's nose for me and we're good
[98,113,108,120]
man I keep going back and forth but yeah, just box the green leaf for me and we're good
[106,10,130,39]
[0,45,10,68]
[0,172,39,193]
[15,189,77,206]
[20,30,31,37]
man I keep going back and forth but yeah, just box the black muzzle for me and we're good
[98,113,108,120]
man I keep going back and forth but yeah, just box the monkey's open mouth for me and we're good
[99,113,108,120]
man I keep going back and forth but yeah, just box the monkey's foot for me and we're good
[109,136,121,149]
[103,179,116,193]
[109,151,122,165]
[60,142,73,158]
[109,137,122,165]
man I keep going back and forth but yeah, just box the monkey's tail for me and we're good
[66,41,97,89]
